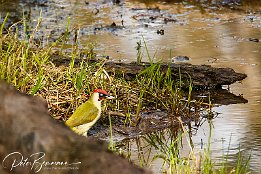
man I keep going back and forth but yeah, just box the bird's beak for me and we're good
[82,93,88,98]
[106,95,115,100]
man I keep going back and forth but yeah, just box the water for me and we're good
[1,0,261,172]
[83,2,261,171]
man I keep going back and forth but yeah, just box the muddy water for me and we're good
[1,0,261,172]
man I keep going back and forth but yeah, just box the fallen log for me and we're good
[0,81,151,174]
[104,62,247,89]
[50,56,247,89]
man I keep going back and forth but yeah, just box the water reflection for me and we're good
[119,120,251,173]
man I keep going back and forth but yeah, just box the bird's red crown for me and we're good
[93,89,108,95]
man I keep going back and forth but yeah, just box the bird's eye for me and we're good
[99,93,105,97]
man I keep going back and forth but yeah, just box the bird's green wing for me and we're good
[65,101,99,127]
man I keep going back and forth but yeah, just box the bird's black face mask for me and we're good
[98,93,108,101]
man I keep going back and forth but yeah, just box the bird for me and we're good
[66,89,114,136]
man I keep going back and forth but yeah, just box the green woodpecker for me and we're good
[66,89,114,136]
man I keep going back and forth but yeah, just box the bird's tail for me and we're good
[71,126,88,136]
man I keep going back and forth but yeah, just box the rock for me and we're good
[171,55,190,63]
[0,81,151,174]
